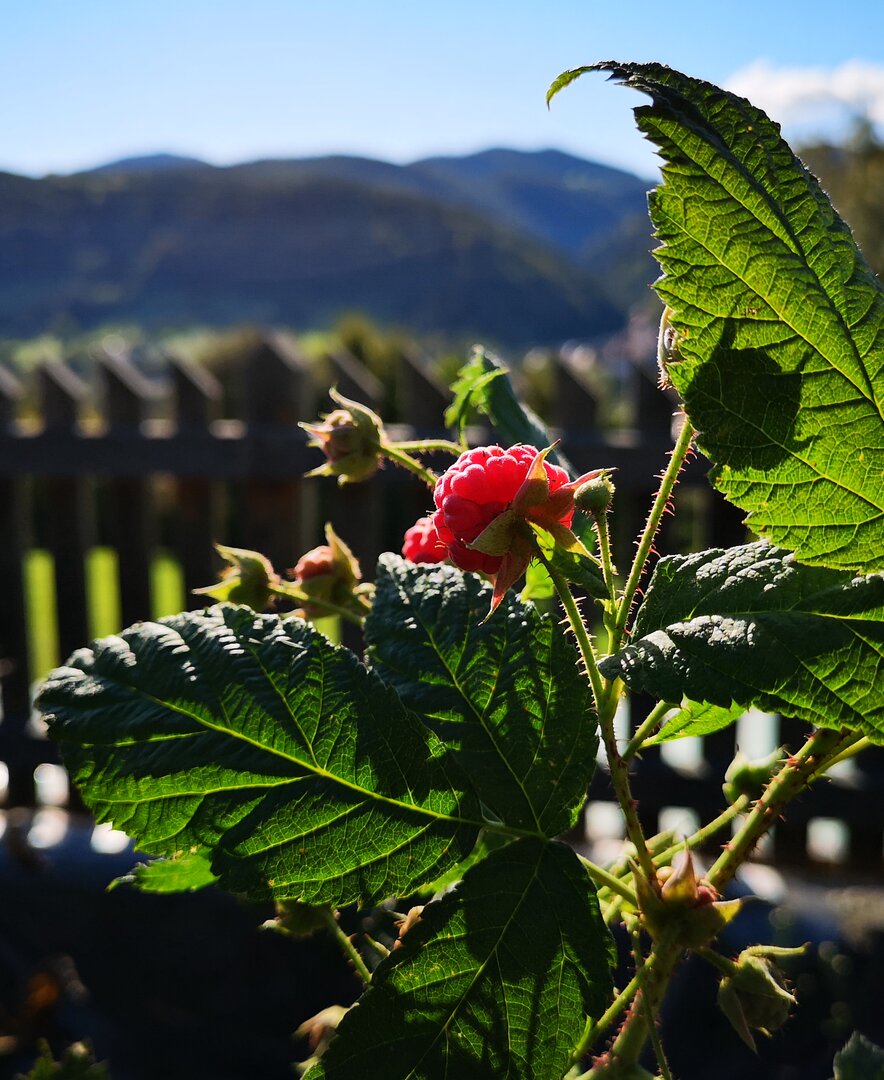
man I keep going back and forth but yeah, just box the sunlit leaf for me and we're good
[309,839,614,1080]
[553,62,884,572]
[599,542,884,741]
[38,606,481,906]
[368,557,597,835]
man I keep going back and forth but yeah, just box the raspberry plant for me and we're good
[35,63,884,1078]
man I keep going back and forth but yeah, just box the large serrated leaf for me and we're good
[551,62,884,572]
[367,556,597,836]
[598,542,884,741]
[309,838,614,1080]
[37,605,481,906]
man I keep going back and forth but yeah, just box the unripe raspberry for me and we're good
[402,516,449,564]
[293,546,338,582]
[289,524,363,621]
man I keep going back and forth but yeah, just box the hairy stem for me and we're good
[380,441,439,487]
[321,907,373,986]
[695,946,739,978]
[611,417,694,652]
[707,727,851,891]
[809,734,870,774]
[633,930,673,1080]
[594,936,682,1077]
[598,798,749,923]
[570,970,643,1066]
[622,700,674,762]
[392,438,464,456]
[541,555,607,712]
[592,507,619,610]
[543,558,657,884]
[659,794,750,863]
[578,853,637,905]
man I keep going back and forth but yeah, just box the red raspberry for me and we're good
[432,445,572,574]
[402,516,449,564]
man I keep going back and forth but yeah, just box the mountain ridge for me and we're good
[1,148,655,345]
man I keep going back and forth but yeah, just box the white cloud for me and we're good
[725,59,884,132]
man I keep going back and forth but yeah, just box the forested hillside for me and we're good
[0,149,655,345]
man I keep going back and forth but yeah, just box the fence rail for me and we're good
[1,335,881,874]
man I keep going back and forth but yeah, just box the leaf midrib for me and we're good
[400,847,546,1080]
[101,679,483,831]
[396,579,544,834]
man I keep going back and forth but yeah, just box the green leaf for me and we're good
[598,541,884,741]
[310,838,614,1080]
[18,1041,109,1080]
[38,605,481,906]
[445,348,575,475]
[110,850,219,894]
[367,556,597,835]
[833,1032,884,1080]
[645,699,745,745]
[556,62,884,572]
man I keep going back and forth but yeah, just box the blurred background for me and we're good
[1,2,883,1077]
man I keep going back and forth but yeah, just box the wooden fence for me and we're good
[0,334,881,874]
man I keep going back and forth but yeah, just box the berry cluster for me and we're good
[430,444,572,573]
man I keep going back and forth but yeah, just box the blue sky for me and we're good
[4,1,884,178]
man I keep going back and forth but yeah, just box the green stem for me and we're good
[392,438,464,456]
[540,553,607,713]
[320,907,373,986]
[578,853,637,905]
[363,934,391,960]
[570,969,643,1066]
[622,700,674,762]
[611,417,694,652]
[543,557,657,885]
[707,727,850,891]
[585,931,683,1078]
[598,800,749,928]
[380,440,439,488]
[809,734,869,774]
[633,930,673,1080]
[656,795,750,865]
[695,946,739,979]
[592,508,619,609]
[271,582,369,626]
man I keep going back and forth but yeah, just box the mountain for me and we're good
[88,153,213,174]
[0,149,656,345]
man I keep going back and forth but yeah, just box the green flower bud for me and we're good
[194,544,278,610]
[717,947,799,1051]
[574,472,616,516]
[723,747,784,804]
[634,849,744,949]
[300,389,384,485]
